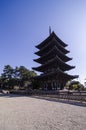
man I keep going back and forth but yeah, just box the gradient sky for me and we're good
[0,0,86,85]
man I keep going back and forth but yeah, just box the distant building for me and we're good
[32,31,78,90]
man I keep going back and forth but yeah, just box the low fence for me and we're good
[28,90,86,103]
[10,89,86,102]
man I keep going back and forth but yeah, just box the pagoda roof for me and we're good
[34,68,78,81]
[32,55,75,72]
[35,37,69,56]
[34,45,72,63]
[36,32,68,49]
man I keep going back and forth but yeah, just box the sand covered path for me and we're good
[0,94,86,130]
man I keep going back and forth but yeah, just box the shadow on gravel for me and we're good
[31,96,86,108]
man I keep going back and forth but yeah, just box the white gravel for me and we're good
[0,94,86,130]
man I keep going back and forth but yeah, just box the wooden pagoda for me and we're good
[32,31,78,90]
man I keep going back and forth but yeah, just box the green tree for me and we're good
[0,65,37,90]
[1,65,14,89]
[18,66,37,87]
[1,65,13,79]
[66,80,84,91]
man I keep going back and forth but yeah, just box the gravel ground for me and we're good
[0,94,86,130]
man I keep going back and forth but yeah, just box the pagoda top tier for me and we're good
[35,36,69,56]
[36,31,68,49]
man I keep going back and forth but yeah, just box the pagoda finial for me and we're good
[49,26,51,35]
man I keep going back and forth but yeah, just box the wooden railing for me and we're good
[10,89,86,102]
[28,90,86,102]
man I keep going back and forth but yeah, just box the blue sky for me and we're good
[0,0,86,85]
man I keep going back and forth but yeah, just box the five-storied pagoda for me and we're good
[32,31,78,90]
